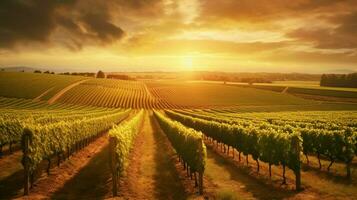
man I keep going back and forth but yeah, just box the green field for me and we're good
[0,72,87,100]
[271,81,357,92]
[146,81,314,107]
[187,80,357,100]
[243,81,357,99]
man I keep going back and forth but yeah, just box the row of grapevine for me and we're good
[21,109,131,194]
[154,111,206,194]
[22,109,131,171]
[0,97,115,113]
[177,109,355,136]
[0,97,126,153]
[174,109,236,125]
[149,87,183,109]
[165,110,302,190]
[208,109,357,127]
[108,110,144,196]
[299,128,356,176]
[196,109,357,177]
[0,118,23,151]
[174,109,357,179]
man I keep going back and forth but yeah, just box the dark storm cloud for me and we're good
[198,0,357,50]
[81,12,124,43]
[0,0,60,47]
[115,0,162,9]
[0,0,125,49]
[57,15,82,33]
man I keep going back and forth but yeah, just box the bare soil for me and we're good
[14,134,109,200]
[0,151,24,199]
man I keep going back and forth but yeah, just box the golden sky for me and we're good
[1,0,357,73]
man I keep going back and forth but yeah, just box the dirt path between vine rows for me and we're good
[203,146,298,200]
[203,142,357,200]
[51,137,111,200]
[48,79,88,104]
[14,134,109,200]
[118,112,187,199]
[0,151,23,199]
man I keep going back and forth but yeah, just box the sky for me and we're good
[0,0,357,73]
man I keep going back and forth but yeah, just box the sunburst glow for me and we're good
[0,0,356,73]
[182,56,194,71]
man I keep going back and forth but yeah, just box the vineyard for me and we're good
[2,72,356,110]
[166,109,357,181]
[2,0,357,197]
[55,78,178,109]
[0,96,130,158]
[0,72,357,199]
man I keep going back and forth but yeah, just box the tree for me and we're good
[34,70,42,73]
[320,74,327,86]
[96,70,105,78]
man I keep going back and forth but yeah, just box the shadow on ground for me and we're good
[0,169,23,199]
[206,146,297,200]
[51,145,111,200]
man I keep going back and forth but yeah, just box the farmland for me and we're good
[0,72,356,199]
[0,72,87,100]
[189,80,357,102]
[146,81,313,108]
[3,0,357,199]
[231,81,357,101]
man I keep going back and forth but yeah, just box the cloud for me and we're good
[198,0,354,23]
[197,0,357,51]
[0,0,60,47]
[81,12,124,43]
[0,0,125,49]
[267,49,357,65]
[1,0,357,73]
[122,38,288,56]
[287,11,357,49]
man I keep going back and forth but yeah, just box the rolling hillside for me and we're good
[0,72,87,100]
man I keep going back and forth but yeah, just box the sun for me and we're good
[182,56,194,71]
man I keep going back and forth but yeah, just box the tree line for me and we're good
[320,73,357,88]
